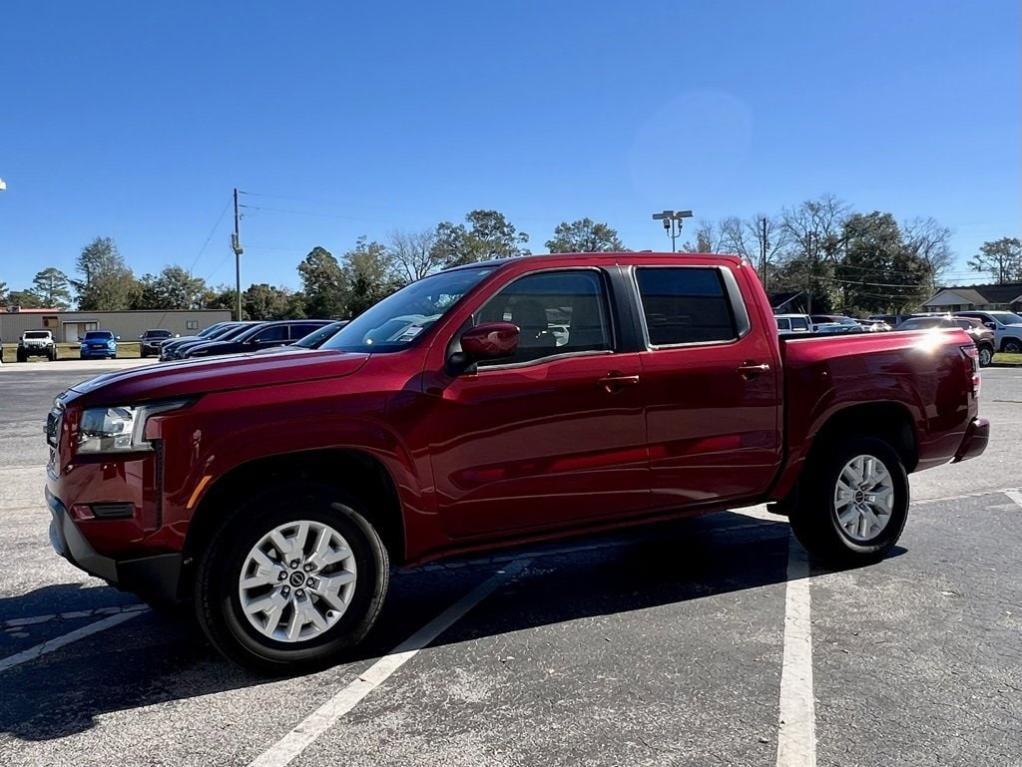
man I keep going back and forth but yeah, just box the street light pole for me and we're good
[651,209,693,252]
[231,188,244,321]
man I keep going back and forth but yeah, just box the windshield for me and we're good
[145,329,172,338]
[899,318,947,330]
[322,267,495,353]
[198,323,228,337]
[84,331,113,340]
[294,321,345,349]
[215,323,259,342]
[203,323,247,341]
[987,311,1022,325]
[24,331,50,339]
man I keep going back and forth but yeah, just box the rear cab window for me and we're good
[634,267,740,346]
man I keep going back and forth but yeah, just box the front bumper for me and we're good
[952,417,990,463]
[46,488,183,602]
[80,348,115,358]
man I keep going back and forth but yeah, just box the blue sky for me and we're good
[1,1,1018,292]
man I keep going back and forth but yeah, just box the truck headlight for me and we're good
[77,400,190,454]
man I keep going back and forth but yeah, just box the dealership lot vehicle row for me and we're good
[1,366,1020,766]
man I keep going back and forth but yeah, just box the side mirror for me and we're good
[115,336,121,341]
[984,321,996,330]
[448,321,519,374]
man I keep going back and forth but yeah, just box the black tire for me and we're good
[141,350,148,358]
[1002,338,1022,355]
[48,349,57,361]
[789,436,909,566]
[16,350,26,363]
[978,345,993,367]
[194,483,389,673]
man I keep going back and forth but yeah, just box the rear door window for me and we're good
[635,267,738,346]
[289,323,323,340]
[253,325,290,343]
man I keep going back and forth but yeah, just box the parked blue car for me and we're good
[79,330,119,359]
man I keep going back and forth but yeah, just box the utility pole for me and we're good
[651,209,693,252]
[231,188,244,321]
[806,232,816,315]
[760,217,769,293]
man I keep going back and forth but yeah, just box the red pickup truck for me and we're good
[45,253,989,670]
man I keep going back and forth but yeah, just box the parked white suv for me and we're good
[955,311,1022,354]
[17,330,57,362]
[774,313,812,335]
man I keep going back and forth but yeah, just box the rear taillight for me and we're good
[961,345,980,397]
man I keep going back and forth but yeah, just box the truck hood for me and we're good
[69,349,370,405]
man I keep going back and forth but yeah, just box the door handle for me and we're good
[737,362,771,378]
[597,372,641,392]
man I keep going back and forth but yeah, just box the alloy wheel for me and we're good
[238,520,357,643]
[833,454,896,542]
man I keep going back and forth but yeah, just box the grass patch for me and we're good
[1,342,142,363]
[993,352,1022,366]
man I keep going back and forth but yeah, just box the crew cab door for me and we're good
[631,264,783,507]
[424,267,649,538]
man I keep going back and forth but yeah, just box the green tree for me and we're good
[298,246,348,318]
[968,237,1022,284]
[0,280,9,306]
[430,210,530,267]
[343,237,401,317]
[243,283,306,320]
[74,237,140,310]
[201,285,238,313]
[134,266,207,310]
[546,218,624,253]
[5,289,46,309]
[29,267,73,308]
[835,212,930,313]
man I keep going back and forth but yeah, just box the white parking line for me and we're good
[0,608,148,673]
[1,602,146,631]
[1006,489,1022,509]
[248,558,530,767]
[776,535,816,767]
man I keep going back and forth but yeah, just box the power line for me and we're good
[238,203,369,222]
[186,199,232,275]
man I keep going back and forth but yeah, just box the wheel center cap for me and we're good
[854,490,866,504]
[289,571,306,587]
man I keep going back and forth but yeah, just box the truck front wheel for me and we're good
[194,484,390,673]
[789,437,909,565]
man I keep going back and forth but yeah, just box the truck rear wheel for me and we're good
[194,484,389,673]
[789,437,909,565]
[1003,338,1022,355]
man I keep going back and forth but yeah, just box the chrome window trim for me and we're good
[630,264,751,351]
[476,348,615,373]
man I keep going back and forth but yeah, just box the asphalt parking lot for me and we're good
[1,360,1020,767]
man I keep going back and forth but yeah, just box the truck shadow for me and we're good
[0,511,904,742]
